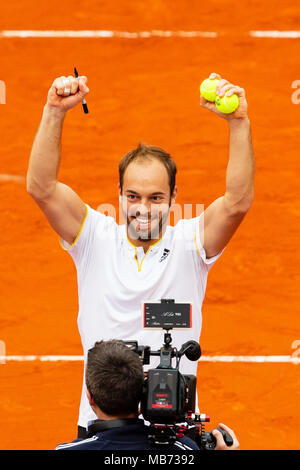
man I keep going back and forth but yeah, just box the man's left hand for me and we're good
[200,72,248,121]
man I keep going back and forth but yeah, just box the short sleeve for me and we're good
[175,214,225,272]
[194,212,225,271]
[59,203,106,268]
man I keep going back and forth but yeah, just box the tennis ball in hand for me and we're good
[200,78,220,102]
[215,92,239,114]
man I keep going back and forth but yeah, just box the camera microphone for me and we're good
[179,341,201,361]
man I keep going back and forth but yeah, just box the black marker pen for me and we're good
[74,67,89,114]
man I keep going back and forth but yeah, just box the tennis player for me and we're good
[26,72,255,437]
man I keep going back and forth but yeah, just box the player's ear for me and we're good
[118,183,123,204]
[170,186,178,206]
[86,388,94,406]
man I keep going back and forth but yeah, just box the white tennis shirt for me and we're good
[60,204,224,428]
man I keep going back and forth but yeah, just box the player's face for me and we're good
[120,158,175,242]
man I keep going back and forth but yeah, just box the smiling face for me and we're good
[119,156,177,246]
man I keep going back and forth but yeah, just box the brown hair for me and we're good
[119,142,177,196]
[86,340,144,416]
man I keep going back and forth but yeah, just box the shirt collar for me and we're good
[121,225,170,254]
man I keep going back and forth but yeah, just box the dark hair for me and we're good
[86,340,144,416]
[119,142,177,196]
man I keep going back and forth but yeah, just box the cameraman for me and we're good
[56,340,239,451]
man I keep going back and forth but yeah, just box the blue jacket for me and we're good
[56,420,199,451]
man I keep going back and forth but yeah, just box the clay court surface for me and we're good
[0,0,300,450]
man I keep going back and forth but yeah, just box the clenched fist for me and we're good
[46,75,89,112]
[200,72,248,121]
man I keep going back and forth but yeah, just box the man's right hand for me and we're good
[212,423,240,450]
[27,74,88,246]
[46,75,89,113]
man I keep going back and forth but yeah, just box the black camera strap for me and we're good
[87,418,142,438]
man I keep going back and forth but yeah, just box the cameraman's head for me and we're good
[85,340,144,419]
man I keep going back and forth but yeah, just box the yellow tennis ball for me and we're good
[215,92,239,114]
[200,78,220,102]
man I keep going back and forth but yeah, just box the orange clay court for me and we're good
[0,0,299,450]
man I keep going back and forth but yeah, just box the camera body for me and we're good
[124,299,200,444]
[125,330,199,445]
[142,369,196,425]
[124,299,233,449]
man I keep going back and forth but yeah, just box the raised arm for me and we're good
[26,75,90,245]
[199,73,255,258]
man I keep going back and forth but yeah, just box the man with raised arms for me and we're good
[27,72,255,436]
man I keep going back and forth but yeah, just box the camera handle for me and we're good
[198,426,234,450]
[157,329,174,368]
[163,331,172,347]
[152,329,201,369]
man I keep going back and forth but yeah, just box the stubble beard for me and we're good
[126,207,170,242]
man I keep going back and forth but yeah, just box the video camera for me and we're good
[124,299,233,449]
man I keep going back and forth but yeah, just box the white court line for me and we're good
[0,355,299,363]
[0,355,84,362]
[0,30,217,38]
[250,30,300,38]
[201,355,300,364]
[0,30,300,39]
[0,174,25,182]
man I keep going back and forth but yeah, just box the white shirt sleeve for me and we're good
[176,214,225,272]
[194,212,225,271]
[59,204,106,269]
